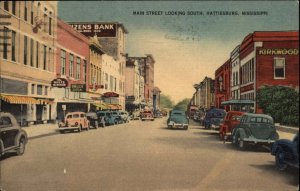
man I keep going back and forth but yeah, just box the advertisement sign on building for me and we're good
[71,84,86,92]
[68,22,117,37]
[51,78,68,88]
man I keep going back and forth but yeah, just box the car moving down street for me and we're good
[167,110,189,130]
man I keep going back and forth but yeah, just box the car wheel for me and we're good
[184,126,188,130]
[17,138,26,156]
[275,147,288,170]
[60,129,65,134]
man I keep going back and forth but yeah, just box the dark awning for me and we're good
[221,99,255,105]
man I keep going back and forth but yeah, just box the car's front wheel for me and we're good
[275,147,288,170]
[17,138,26,155]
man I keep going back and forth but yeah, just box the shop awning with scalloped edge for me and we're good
[0,94,39,104]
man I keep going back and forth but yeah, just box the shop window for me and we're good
[274,58,285,79]
[83,60,87,82]
[37,85,43,95]
[49,16,52,35]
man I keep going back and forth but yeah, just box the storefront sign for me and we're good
[51,78,68,88]
[71,84,86,92]
[68,22,117,37]
[103,92,119,97]
[258,48,299,55]
[240,84,254,93]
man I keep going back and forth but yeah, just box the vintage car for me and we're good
[0,112,28,157]
[58,112,90,133]
[271,132,299,170]
[167,110,189,130]
[119,111,130,123]
[111,111,123,124]
[219,111,245,141]
[86,112,101,129]
[141,110,155,121]
[203,108,226,130]
[130,111,140,120]
[96,111,118,126]
[231,113,279,150]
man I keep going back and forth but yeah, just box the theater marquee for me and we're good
[68,22,117,37]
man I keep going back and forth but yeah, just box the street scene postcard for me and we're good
[0,1,299,191]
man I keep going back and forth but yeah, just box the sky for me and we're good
[58,1,299,103]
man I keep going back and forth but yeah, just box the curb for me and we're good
[275,125,299,134]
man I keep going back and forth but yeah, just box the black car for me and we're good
[271,132,299,170]
[0,112,28,157]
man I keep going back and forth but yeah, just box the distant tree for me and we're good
[174,98,190,111]
[160,94,174,109]
[256,86,299,126]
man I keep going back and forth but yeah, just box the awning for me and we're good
[92,102,109,110]
[36,99,54,105]
[221,99,255,105]
[107,104,122,110]
[0,94,40,104]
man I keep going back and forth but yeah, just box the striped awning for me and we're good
[0,94,40,104]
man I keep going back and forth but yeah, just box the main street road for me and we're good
[0,118,298,191]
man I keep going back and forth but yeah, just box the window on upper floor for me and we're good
[60,50,66,75]
[274,57,285,79]
[4,1,9,11]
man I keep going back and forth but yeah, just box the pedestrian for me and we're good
[101,116,106,128]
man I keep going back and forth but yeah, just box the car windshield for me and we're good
[73,114,79,118]
[173,112,184,115]
[249,117,273,124]
[144,111,152,113]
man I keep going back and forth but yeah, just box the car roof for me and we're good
[243,113,273,120]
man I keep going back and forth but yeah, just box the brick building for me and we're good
[53,18,90,119]
[215,59,231,111]
[239,31,299,113]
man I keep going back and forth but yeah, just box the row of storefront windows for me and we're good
[241,58,255,84]
[31,84,49,96]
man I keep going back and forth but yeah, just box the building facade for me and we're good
[239,31,299,113]
[193,77,215,110]
[54,18,90,119]
[0,1,57,125]
[215,59,231,111]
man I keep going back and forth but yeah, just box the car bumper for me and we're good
[243,137,276,144]
[168,122,188,128]
[211,124,220,130]
[141,118,154,120]
[58,126,80,131]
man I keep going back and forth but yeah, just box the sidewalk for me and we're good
[22,123,59,139]
[22,122,299,140]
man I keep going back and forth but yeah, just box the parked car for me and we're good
[96,111,118,126]
[58,112,90,133]
[167,110,189,130]
[141,110,155,121]
[86,112,100,129]
[130,111,140,120]
[0,112,28,157]
[111,111,123,124]
[271,132,299,170]
[231,113,279,150]
[219,111,245,141]
[119,111,130,123]
[203,108,226,130]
